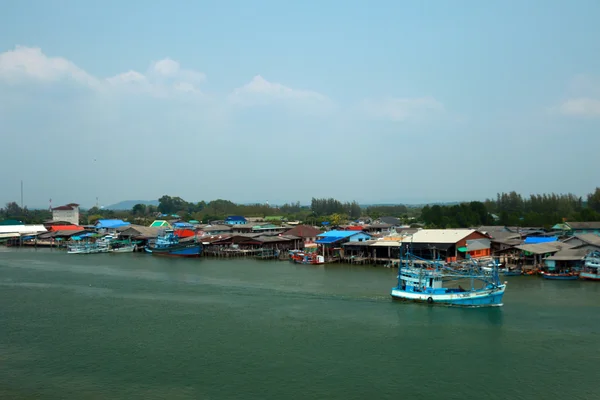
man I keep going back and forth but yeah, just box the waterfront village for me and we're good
[2,201,600,280]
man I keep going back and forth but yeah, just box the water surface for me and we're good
[1,248,598,399]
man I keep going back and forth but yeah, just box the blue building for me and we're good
[316,230,372,245]
[225,216,247,225]
[95,219,131,233]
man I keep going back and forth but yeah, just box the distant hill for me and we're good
[104,200,159,210]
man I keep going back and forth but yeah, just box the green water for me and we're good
[1,248,599,400]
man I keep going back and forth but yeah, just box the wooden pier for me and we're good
[203,247,283,260]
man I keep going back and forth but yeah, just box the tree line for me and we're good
[3,188,600,228]
[420,188,600,228]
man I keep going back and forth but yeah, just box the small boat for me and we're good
[541,271,579,280]
[289,250,325,265]
[580,251,600,281]
[502,269,522,276]
[67,241,110,254]
[145,229,202,257]
[110,242,137,253]
[390,249,506,307]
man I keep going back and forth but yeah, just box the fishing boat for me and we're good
[145,229,202,257]
[541,271,579,280]
[580,251,600,281]
[67,241,110,254]
[390,247,507,307]
[502,268,522,276]
[289,250,325,265]
[110,241,137,253]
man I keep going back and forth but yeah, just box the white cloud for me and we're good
[558,98,600,118]
[229,75,332,109]
[151,58,180,76]
[149,58,205,84]
[361,96,445,121]
[0,46,205,97]
[553,75,600,118]
[106,70,147,85]
[0,46,99,87]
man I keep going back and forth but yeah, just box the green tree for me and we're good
[132,203,147,215]
[588,188,600,213]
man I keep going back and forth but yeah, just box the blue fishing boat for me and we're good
[145,229,202,257]
[390,246,507,307]
[541,272,579,280]
[502,269,522,276]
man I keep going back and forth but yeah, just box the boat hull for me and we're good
[145,243,202,257]
[110,245,136,253]
[390,285,506,307]
[541,274,579,280]
[580,272,600,281]
[502,271,522,276]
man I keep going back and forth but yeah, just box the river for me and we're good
[1,247,598,399]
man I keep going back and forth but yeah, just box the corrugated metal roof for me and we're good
[96,219,130,229]
[343,240,376,246]
[465,238,491,251]
[0,225,47,234]
[545,248,588,261]
[524,237,557,244]
[315,236,347,244]
[283,225,321,237]
[566,222,600,230]
[318,230,363,238]
[515,242,573,254]
[570,233,600,246]
[400,229,476,244]
[371,240,401,247]
[49,225,83,232]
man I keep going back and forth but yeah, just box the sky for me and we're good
[1,0,600,208]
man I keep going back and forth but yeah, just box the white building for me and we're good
[52,203,80,225]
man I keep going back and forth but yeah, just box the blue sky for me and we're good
[1,0,600,208]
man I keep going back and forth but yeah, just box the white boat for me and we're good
[67,242,110,254]
[580,251,600,281]
[110,244,136,253]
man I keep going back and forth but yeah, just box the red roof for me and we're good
[174,229,195,238]
[49,225,83,232]
[283,225,322,238]
[52,205,75,211]
[345,226,365,231]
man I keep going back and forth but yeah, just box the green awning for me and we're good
[458,247,468,252]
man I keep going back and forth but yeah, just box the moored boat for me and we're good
[502,269,522,276]
[390,247,506,307]
[541,271,579,280]
[110,242,137,253]
[289,250,325,265]
[67,241,110,254]
[579,251,600,281]
[145,229,202,257]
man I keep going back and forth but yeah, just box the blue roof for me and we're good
[226,216,246,221]
[96,219,131,229]
[524,236,557,244]
[173,222,194,228]
[317,230,363,238]
[315,236,347,244]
